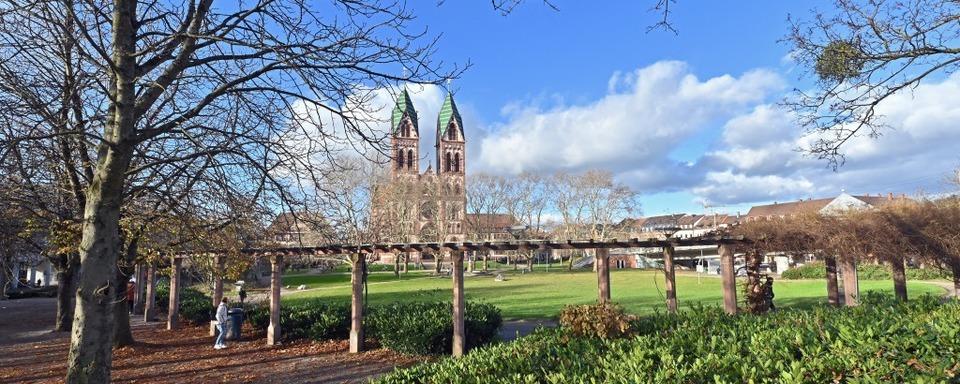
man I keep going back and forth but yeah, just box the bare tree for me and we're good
[0,1,460,381]
[466,173,509,271]
[786,0,960,166]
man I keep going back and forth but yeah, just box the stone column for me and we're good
[596,248,611,304]
[663,244,678,313]
[267,255,283,345]
[144,265,157,321]
[840,256,859,306]
[167,257,182,330]
[42,261,53,286]
[719,244,737,315]
[132,264,144,314]
[210,255,225,336]
[451,250,466,357]
[349,254,365,353]
[891,255,907,302]
[11,263,19,289]
[824,255,840,306]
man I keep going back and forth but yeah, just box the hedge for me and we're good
[245,300,502,355]
[155,279,213,325]
[367,302,502,355]
[246,299,350,341]
[376,293,960,383]
[781,261,949,280]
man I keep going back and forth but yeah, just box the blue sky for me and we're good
[383,1,960,217]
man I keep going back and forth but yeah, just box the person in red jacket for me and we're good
[126,280,136,313]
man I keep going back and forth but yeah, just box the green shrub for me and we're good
[367,302,502,355]
[246,299,350,341]
[153,279,213,325]
[377,295,960,383]
[781,261,948,280]
[558,303,635,339]
[246,300,501,354]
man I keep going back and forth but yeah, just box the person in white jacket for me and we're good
[214,297,229,349]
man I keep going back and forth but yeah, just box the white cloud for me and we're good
[475,61,784,175]
[695,72,960,205]
[473,61,960,210]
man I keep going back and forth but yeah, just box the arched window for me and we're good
[407,149,414,170]
[445,152,452,172]
[453,152,461,172]
[397,150,404,170]
[447,127,456,141]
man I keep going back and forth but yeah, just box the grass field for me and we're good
[281,269,947,319]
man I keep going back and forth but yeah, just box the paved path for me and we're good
[500,319,557,341]
[0,297,61,346]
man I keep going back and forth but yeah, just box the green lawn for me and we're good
[281,269,947,319]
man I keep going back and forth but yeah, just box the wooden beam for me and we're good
[143,265,157,322]
[451,250,466,357]
[841,256,859,306]
[719,245,737,315]
[167,257,182,330]
[663,245,678,313]
[596,248,611,304]
[824,255,840,306]
[267,255,283,345]
[349,254,365,353]
[210,255,225,336]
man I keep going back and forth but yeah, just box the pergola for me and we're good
[141,237,750,356]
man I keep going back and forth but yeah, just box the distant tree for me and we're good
[786,0,960,166]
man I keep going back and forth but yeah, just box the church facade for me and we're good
[375,89,466,253]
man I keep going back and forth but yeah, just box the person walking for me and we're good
[214,297,229,349]
[126,279,137,313]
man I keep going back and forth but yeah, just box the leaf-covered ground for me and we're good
[0,299,422,384]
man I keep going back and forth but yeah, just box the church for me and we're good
[374,89,467,264]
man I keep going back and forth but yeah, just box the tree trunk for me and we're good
[483,252,489,272]
[824,255,840,306]
[434,252,442,274]
[65,0,138,381]
[55,255,80,332]
[113,268,134,347]
[890,255,907,302]
[744,252,766,314]
[402,253,409,274]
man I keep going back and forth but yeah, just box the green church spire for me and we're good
[436,92,463,139]
[392,88,418,134]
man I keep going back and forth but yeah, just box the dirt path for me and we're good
[0,300,421,384]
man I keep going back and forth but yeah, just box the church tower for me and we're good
[436,92,466,239]
[391,89,419,177]
[436,93,464,176]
